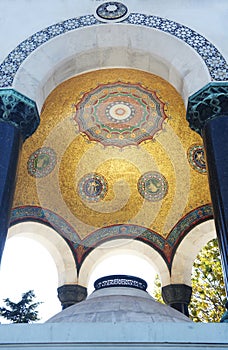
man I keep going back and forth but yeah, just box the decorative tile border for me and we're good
[0,9,227,87]
[10,205,80,243]
[167,204,213,246]
[10,204,213,271]
[75,204,213,269]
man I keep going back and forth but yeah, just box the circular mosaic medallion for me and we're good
[78,173,108,202]
[188,145,207,174]
[106,101,135,122]
[74,82,168,148]
[137,172,168,202]
[96,2,128,21]
[27,147,57,178]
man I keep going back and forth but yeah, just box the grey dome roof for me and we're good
[47,275,192,323]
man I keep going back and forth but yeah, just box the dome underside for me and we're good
[12,68,211,270]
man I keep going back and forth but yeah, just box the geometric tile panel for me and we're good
[0,10,227,87]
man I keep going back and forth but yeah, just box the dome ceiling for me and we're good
[12,68,211,268]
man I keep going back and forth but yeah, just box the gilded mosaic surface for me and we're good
[13,68,211,241]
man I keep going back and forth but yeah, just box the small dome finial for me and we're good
[94,274,148,291]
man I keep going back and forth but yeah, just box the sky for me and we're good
[0,236,156,323]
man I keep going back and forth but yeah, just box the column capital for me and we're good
[162,284,192,305]
[186,82,228,136]
[0,88,40,141]
[57,284,87,310]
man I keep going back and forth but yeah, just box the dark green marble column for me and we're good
[0,89,39,264]
[187,82,228,295]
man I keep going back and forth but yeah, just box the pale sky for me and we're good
[0,236,156,323]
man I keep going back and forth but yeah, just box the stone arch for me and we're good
[171,219,216,286]
[8,222,78,286]
[1,11,227,111]
[78,238,170,288]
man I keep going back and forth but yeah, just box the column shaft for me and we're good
[0,122,22,262]
[0,88,40,264]
[203,115,228,291]
[187,82,228,298]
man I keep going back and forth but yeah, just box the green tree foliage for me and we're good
[152,239,226,322]
[152,273,163,303]
[189,238,226,322]
[0,290,42,323]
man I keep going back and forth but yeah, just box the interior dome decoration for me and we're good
[138,171,168,202]
[74,82,168,148]
[96,2,128,21]
[27,147,57,178]
[77,173,108,202]
[188,145,207,174]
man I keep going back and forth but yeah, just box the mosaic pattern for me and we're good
[0,12,227,88]
[138,172,168,201]
[96,2,128,21]
[10,204,213,270]
[27,147,57,178]
[81,224,165,250]
[74,82,168,147]
[188,145,207,174]
[77,173,108,202]
[10,206,80,243]
[167,204,213,247]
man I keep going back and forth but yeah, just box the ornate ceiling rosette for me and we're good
[188,145,207,174]
[74,82,168,148]
[27,147,57,178]
[96,2,128,21]
[77,173,108,202]
[138,171,168,202]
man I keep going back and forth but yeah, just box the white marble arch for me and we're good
[78,238,171,288]
[170,219,216,286]
[7,222,77,286]
[12,24,211,112]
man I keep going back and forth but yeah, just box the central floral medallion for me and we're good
[74,82,168,148]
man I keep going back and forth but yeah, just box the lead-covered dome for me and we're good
[47,275,192,323]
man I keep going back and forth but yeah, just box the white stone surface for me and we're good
[0,0,227,62]
[8,222,78,286]
[171,220,216,285]
[0,322,227,350]
[13,24,211,111]
[46,286,191,323]
[78,239,171,288]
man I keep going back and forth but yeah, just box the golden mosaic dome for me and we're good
[12,68,211,270]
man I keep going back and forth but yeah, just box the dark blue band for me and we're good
[94,274,147,291]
